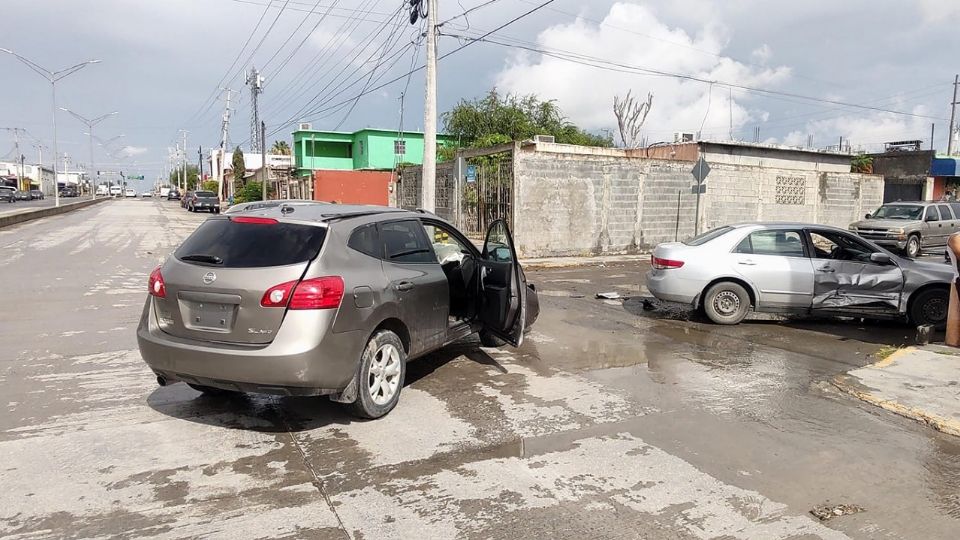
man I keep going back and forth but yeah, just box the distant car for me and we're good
[29,189,44,200]
[646,222,952,327]
[109,186,122,197]
[141,191,153,198]
[96,185,109,196]
[60,187,79,197]
[125,188,137,198]
[14,190,31,201]
[167,190,181,201]
[186,190,221,213]
[849,201,960,259]
[0,186,15,203]
[180,190,195,209]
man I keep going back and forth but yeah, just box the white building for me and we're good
[0,161,57,193]
[208,149,299,199]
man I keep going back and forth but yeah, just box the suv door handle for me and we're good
[395,281,415,291]
[818,267,835,273]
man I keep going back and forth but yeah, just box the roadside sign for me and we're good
[691,184,706,194]
[691,157,711,184]
[127,175,144,180]
[465,164,477,183]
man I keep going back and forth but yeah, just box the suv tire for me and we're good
[703,281,751,325]
[909,288,949,329]
[905,234,921,258]
[349,330,406,419]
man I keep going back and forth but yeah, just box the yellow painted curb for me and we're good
[872,346,913,368]
[832,377,960,437]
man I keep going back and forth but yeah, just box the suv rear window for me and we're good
[175,218,326,268]
[194,191,215,197]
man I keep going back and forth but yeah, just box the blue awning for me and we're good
[932,157,960,176]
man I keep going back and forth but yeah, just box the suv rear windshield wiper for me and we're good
[180,254,223,265]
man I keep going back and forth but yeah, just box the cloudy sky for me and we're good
[2,0,958,190]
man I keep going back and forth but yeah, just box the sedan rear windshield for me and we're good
[194,191,216,197]
[175,218,326,268]
[871,205,923,220]
[683,226,732,246]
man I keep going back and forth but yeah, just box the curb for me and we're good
[832,347,960,437]
[0,198,110,230]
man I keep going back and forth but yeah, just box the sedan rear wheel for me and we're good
[703,281,751,325]
[909,288,949,329]
[349,330,406,419]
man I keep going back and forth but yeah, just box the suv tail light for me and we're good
[148,266,166,298]
[261,276,345,310]
[231,216,277,225]
[651,255,684,269]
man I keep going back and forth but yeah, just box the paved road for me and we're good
[1,200,958,538]
[0,196,99,218]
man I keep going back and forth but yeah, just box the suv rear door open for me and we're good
[478,219,526,347]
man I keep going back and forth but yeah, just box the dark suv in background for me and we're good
[138,204,539,418]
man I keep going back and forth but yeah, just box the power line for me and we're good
[269,0,559,137]
[437,0,503,28]
[443,32,947,121]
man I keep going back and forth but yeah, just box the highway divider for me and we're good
[0,197,111,229]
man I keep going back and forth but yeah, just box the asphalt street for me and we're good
[0,196,91,217]
[1,200,958,539]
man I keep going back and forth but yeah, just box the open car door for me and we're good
[478,219,526,347]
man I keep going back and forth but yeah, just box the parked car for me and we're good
[848,201,960,258]
[187,190,220,213]
[0,186,15,203]
[29,189,44,200]
[60,186,79,197]
[14,189,31,201]
[647,222,952,327]
[137,204,539,418]
[167,189,181,201]
[180,190,194,208]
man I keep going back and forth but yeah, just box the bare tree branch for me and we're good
[613,91,653,148]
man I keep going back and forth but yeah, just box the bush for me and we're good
[202,180,219,192]
[234,181,273,203]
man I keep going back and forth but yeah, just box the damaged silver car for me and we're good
[646,223,952,326]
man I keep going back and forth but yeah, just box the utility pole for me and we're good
[421,0,438,212]
[219,88,233,201]
[948,74,959,156]
[198,146,203,183]
[12,128,23,191]
[261,121,267,201]
[179,130,189,190]
[175,143,182,191]
[34,143,44,195]
[247,67,263,156]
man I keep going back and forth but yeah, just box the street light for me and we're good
[61,108,117,199]
[0,48,99,207]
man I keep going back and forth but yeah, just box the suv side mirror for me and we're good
[870,252,892,265]
[864,213,871,219]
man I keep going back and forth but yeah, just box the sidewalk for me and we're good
[833,345,960,437]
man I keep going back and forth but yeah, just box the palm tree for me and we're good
[271,140,291,155]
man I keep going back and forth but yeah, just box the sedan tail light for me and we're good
[148,266,166,298]
[651,255,684,269]
[261,276,344,310]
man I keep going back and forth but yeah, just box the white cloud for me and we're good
[118,146,147,157]
[781,106,932,151]
[917,0,960,22]
[750,44,772,64]
[493,2,791,142]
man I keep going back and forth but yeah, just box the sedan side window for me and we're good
[380,220,437,264]
[809,231,876,263]
[735,230,806,257]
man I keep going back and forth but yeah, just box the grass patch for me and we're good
[873,345,902,361]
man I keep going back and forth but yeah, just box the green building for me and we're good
[293,127,456,175]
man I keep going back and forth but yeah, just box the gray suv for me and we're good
[137,203,539,418]
[849,201,960,258]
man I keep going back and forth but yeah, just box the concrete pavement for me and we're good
[834,345,960,436]
[1,200,959,538]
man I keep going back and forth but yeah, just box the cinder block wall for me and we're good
[513,150,883,258]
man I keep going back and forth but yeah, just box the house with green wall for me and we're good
[292,127,456,176]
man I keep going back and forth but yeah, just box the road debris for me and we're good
[596,292,621,299]
[810,503,864,521]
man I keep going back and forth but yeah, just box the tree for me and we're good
[442,89,613,150]
[613,91,653,148]
[168,164,200,190]
[232,146,246,187]
[851,154,873,173]
[201,180,219,192]
[271,140,291,155]
[234,180,273,204]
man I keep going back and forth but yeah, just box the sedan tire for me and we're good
[349,330,406,419]
[909,288,949,329]
[703,281,751,325]
[904,234,921,259]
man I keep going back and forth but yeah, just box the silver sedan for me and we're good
[646,222,953,326]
